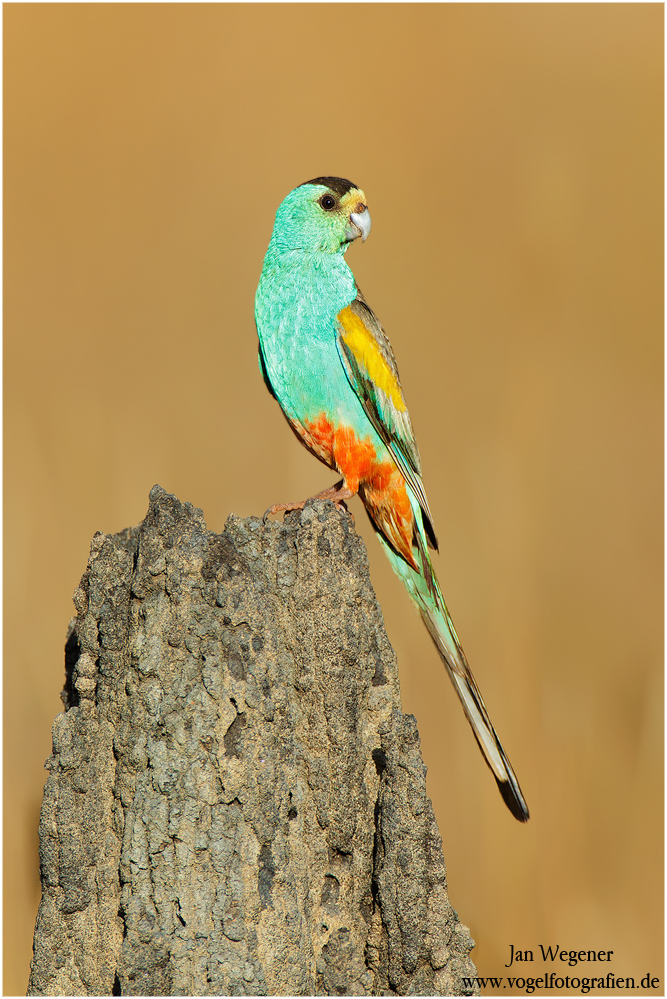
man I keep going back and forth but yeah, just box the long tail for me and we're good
[376,505,530,822]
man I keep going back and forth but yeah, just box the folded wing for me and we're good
[336,292,438,551]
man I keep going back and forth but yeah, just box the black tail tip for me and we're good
[498,779,530,822]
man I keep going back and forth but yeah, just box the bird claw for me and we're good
[263,500,306,524]
[263,481,355,524]
[331,498,355,523]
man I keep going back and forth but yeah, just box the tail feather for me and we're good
[376,504,530,823]
[422,609,530,823]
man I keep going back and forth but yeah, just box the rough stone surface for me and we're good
[28,485,478,996]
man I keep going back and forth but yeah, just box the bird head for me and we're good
[269,177,371,254]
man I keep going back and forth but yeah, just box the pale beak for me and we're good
[347,206,372,243]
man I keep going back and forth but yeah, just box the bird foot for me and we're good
[264,480,355,523]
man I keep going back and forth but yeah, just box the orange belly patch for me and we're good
[296,412,417,568]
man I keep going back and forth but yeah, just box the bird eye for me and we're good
[319,195,336,211]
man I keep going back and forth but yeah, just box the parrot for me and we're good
[254,176,529,822]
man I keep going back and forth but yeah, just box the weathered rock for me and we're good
[28,485,478,996]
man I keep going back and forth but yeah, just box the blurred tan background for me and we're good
[4,4,662,995]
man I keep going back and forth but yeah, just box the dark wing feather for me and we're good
[258,341,277,400]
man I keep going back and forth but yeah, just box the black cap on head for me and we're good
[300,176,358,197]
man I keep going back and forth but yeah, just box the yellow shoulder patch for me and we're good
[338,305,407,412]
